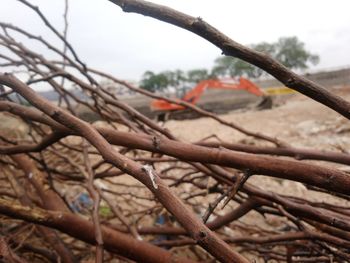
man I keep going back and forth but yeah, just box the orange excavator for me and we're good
[151,77,269,112]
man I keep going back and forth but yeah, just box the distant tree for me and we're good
[186,69,210,84]
[140,71,169,92]
[212,57,261,78]
[163,70,187,89]
[212,36,319,78]
[140,69,211,93]
[172,70,188,97]
[274,36,320,69]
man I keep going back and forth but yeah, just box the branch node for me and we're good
[50,110,61,118]
[286,77,297,86]
[152,136,160,150]
[141,165,158,189]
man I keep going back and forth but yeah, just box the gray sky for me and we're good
[1,0,350,81]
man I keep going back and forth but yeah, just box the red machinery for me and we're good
[151,77,266,111]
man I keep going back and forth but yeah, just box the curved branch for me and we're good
[198,141,350,165]
[108,0,350,119]
[0,73,249,263]
[0,198,194,263]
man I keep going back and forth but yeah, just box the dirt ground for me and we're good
[165,85,350,170]
[1,86,350,261]
[163,85,350,232]
[165,86,350,151]
[153,85,349,261]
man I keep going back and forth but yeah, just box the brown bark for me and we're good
[0,198,194,263]
[109,0,350,120]
[1,2,349,261]
[0,73,249,263]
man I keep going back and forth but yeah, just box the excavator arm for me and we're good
[151,77,266,111]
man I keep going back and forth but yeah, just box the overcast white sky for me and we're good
[1,0,350,81]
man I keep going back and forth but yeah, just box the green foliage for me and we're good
[140,68,211,93]
[187,69,210,84]
[212,57,262,78]
[140,36,319,91]
[140,71,169,92]
[274,36,320,69]
[99,205,113,218]
[212,36,319,78]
